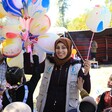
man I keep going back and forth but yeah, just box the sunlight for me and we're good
[47,0,106,26]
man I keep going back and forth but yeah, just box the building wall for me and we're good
[67,29,112,64]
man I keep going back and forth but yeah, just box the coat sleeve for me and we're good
[26,55,41,93]
[24,52,33,74]
[24,52,45,74]
[78,68,91,94]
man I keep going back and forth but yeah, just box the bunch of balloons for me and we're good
[0,0,59,68]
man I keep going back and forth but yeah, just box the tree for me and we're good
[67,13,89,31]
[56,0,69,27]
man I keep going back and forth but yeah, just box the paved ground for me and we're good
[89,64,112,99]
[25,64,112,111]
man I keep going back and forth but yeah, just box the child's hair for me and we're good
[79,96,97,112]
[79,101,96,112]
[5,67,24,102]
[3,102,31,112]
[6,67,24,86]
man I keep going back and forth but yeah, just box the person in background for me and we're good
[0,51,7,111]
[90,40,98,61]
[35,37,91,112]
[0,51,7,96]
[97,74,112,112]
[2,50,40,112]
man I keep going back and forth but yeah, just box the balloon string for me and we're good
[87,32,95,60]
[66,32,84,62]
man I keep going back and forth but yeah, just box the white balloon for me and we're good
[7,50,23,68]
[2,37,22,58]
[33,44,46,63]
[86,5,111,32]
[28,0,49,18]
[30,15,51,35]
[37,33,59,53]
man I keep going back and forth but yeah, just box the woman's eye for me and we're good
[56,47,60,49]
[62,46,67,49]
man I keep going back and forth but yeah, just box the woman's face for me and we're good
[55,42,68,59]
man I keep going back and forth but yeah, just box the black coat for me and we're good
[42,57,91,112]
[23,54,91,112]
[97,91,112,112]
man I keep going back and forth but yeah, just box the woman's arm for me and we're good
[78,59,91,93]
[26,53,40,93]
[78,69,91,94]
[24,52,33,74]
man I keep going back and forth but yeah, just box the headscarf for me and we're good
[54,37,72,66]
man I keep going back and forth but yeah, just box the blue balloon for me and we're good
[42,0,50,8]
[2,0,22,17]
[0,36,5,41]
[97,21,103,32]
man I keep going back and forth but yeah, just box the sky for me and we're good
[47,0,106,26]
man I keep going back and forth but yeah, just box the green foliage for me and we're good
[67,14,89,31]
[56,0,112,30]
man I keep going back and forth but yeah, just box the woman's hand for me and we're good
[83,59,91,75]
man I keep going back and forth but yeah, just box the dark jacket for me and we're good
[23,54,91,112]
[40,56,91,93]
[43,56,91,112]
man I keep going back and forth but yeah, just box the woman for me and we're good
[2,50,40,112]
[36,37,91,112]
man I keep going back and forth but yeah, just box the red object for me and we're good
[6,32,17,38]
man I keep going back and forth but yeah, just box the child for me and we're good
[79,96,97,112]
[2,50,40,112]
[78,77,97,112]
[68,77,97,112]
[3,102,31,112]
[97,74,112,112]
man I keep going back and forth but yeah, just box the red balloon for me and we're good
[6,32,17,38]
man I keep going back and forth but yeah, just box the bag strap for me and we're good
[5,85,29,103]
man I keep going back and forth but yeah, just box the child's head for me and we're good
[3,102,31,112]
[79,96,97,112]
[6,67,24,86]
[107,74,112,88]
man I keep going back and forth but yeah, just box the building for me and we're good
[66,28,112,64]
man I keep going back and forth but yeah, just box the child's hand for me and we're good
[77,77,84,91]
[32,50,37,55]
[24,39,32,49]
